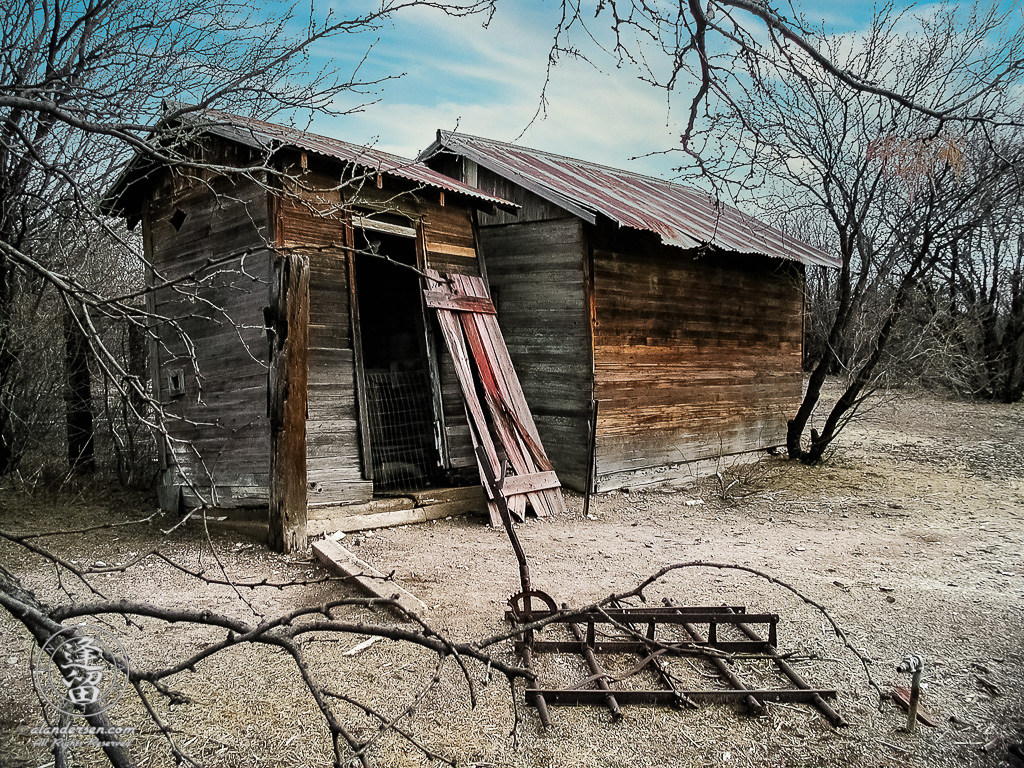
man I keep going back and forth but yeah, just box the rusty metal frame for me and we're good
[476,446,846,729]
[505,600,846,727]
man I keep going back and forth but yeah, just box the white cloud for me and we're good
[312,1,688,177]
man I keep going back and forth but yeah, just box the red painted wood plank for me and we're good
[452,274,564,517]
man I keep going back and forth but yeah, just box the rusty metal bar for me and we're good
[567,617,622,720]
[505,609,777,626]
[525,640,769,654]
[536,606,750,616]
[518,643,551,729]
[677,616,766,717]
[729,611,847,727]
[526,688,838,707]
[646,651,695,710]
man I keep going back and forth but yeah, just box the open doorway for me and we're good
[354,229,443,494]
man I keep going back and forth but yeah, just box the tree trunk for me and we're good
[64,308,95,474]
[786,353,831,459]
[802,280,915,463]
[0,254,19,475]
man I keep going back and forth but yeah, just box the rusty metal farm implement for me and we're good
[480,449,846,728]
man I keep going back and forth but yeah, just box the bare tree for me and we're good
[514,2,1024,460]
[0,4,512,763]
[3,2,1024,764]
[911,144,1024,402]
[643,4,1024,462]
[0,0,492,478]
[540,1,1024,147]
[2,0,1020,480]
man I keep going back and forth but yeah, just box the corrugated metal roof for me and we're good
[193,111,513,209]
[423,131,838,268]
[103,108,515,216]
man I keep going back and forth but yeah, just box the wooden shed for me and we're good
[421,132,840,492]
[103,110,565,547]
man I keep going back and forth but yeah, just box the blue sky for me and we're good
[303,1,1018,179]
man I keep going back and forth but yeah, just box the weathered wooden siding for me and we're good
[470,165,569,227]
[305,249,373,506]
[145,175,272,507]
[592,228,805,489]
[147,152,508,509]
[477,217,594,490]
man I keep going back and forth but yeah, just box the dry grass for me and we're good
[1,386,1023,767]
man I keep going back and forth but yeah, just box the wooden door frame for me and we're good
[415,223,452,470]
[345,220,374,482]
[348,216,453,482]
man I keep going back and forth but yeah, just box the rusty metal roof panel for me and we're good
[428,131,838,268]
[189,109,514,209]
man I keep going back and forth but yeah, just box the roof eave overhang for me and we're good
[605,214,840,268]
[103,120,519,220]
[199,124,518,213]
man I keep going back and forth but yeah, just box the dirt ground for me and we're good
[1,385,1023,768]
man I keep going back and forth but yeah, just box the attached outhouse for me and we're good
[421,132,839,492]
[104,109,564,547]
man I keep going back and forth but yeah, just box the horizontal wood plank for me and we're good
[501,470,560,496]
[423,292,496,314]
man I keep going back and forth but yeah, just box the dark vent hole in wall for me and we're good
[170,209,187,232]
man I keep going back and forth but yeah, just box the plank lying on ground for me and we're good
[311,539,427,617]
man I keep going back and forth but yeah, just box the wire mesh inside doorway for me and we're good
[364,369,440,494]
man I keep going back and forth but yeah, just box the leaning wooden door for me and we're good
[424,270,566,524]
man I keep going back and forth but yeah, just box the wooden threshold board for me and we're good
[307,486,486,536]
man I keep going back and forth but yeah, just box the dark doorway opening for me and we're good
[354,231,443,494]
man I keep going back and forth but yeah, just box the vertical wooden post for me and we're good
[268,252,310,553]
[582,398,598,519]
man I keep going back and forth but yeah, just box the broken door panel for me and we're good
[425,269,567,520]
